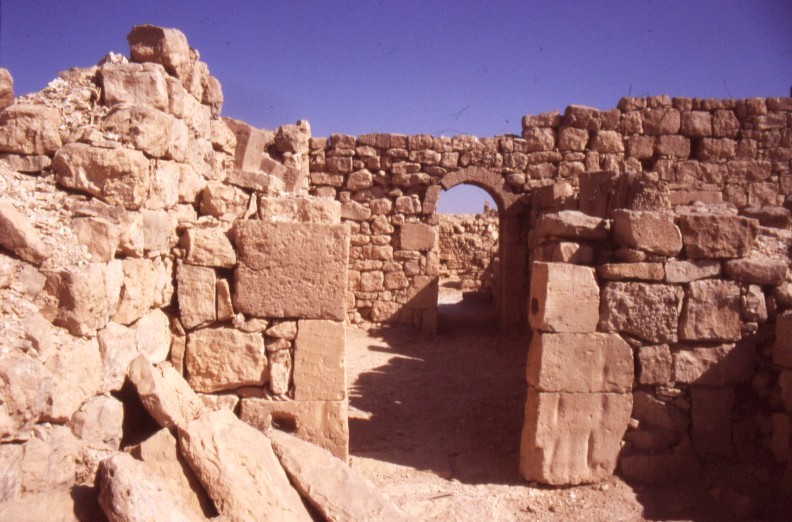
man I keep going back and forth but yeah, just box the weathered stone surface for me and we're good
[0,490,83,522]
[672,342,756,385]
[268,350,292,395]
[225,169,275,193]
[178,409,312,522]
[636,344,672,385]
[612,210,682,256]
[52,260,122,336]
[664,259,721,283]
[532,241,594,264]
[98,322,138,392]
[102,104,181,159]
[691,387,734,458]
[0,68,12,110]
[679,280,741,341]
[0,153,51,173]
[186,327,266,392]
[266,321,297,340]
[234,221,349,321]
[520,390,632,485]
[97,452,207,522]
[293,320,345,401]
[181,227,236,268]
[776,312,792,369]
[0,352,51,440]
[100,62,169,110]
[399,223,436,250]
[535,210,609,241]
[127,25,191,80]
[72,217,120,262]
[198,182,248,218]
[113,259,158,325]
[44,337,102,422]
[215,279,234,321]
[723,258,787,285]
[176,264,216,330]
[269,429,410,522]
[258,196,341,223]
[53,143,151,210]
[677,213,758,259]
[0,104,62,155]
[529,262,599,333]
[131,308,172,364]
[240,398,349,459]
[71,395,124,448]
[0,198,51,265]
[643,107,681,135]
[598,263,664,281]
[527,333,633,393]
[128,355,204,429]
[599,282,684,343]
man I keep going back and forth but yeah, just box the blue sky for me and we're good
[1,0,790,212]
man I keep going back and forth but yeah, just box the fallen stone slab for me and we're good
[178,409,312,522]
[0,198,51,265]
[127,355,204,429]
[269,429,410,522]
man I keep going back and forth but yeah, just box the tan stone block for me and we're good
[0,352,52,440]
[665,259,721,283]
[0,104,62,155]
[258,196,341,224]
[0,153,51,173]
[642,107,681,135]
[399,223,436,250]
[186,327,267,392]
[599,282,684,344]
[266,321,297,340]
[678,213,758,259]
[522,127,556,152]
[70,395,124,449]
[598,263,664,281]
[127,25,192,80]
[72,217,119,262]
[176,264,216,330]
[293,320,345,401]
[557,127,589,151]
[239,398,349,459]
[100,62,169,111]
[672,343,755,385]
[102,104,178,159]
[359,271,384,292]
[627,135,654,159]
[589,130,624,153]
[53,261,123,336]
[181,227,236,268]
[269,349,293,395]
[529,262,599,333]
[632,390,689,433]
[233,222,349,321]
[723,258,787,286]
[519,390,632,485]
[535,211,609,241]
[0,198,51,265]
[215,279,234,321]
[0,68,12,111]
[691,387,734,458]
[612,210,682,256]
[680,111,712,137]
[697,137,736,161]
[527,333,633,393]
[562,105,600,131]
[128,355,204,429]
[131,308,172,364]
[679,280,741,341]
[198,181,249,218]
[636,345,672,385]
[532,241,594,264]
[43,337,102,422]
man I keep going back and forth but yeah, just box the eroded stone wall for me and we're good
[438,210,499,294]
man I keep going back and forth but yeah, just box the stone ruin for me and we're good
[0,23,791,520]
[438,209,499,297]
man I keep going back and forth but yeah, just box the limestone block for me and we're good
[680,111,713,137]
[233,221,349,321]
[519,390,632,485]
[97,452,207,522]
[102,104,178,158]
[178,409,312,521]
[589,130,624,153]
[0,198,51,265]
[677,213,758,259]
[186,327,266,393]
[98,322,138,392]
[774,312,792,369]
[258,196,341,224]
[528,262,599,333]
[0,491,82,522]
[131,308,172,364]
[128,428,215,517]
[359,271,384,292]
[527,332,633,393]
[664,259,721,283]
[268,350,292,395]
[691,387,734,458]
[558,127,589,151]
[181,227,235,268]
[113,259,158,325]
[53,143,151,210]
[269,430,410,522]
[562,105,600,131]
[0,104,62,155]
[100,62,170,111]
[611,210,682,256]
[341,201,371,221]
[642,107,681,135]
[597,263,664,281]
[294,320,346,401]
[0,352,52,440]
[636,344,672,385]
[535,211,609,241]
[532,241,594,264]
[399,223,436,251]
[53,261,123,336]
[72,217,120,262]
[679,280,741,341]
[743,284,768,323]
[672,343,755,385]
[198,182,248,218]
[240,398,349,459]
[215,279,234,321]
[44,337,102,422]
[127,24,191,80]
[70,395,124,449]
[275,121,310,154]
[599,282,684,344]
[723,258,787,286]
[266,321,298,340]
[225,119,272,171]
[654,135,690,158]
[176,264,216,330]
[0,68,12,110]
[225,169,273,193]
[128,355,204,429]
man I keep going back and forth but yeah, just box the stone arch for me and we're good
[438,167,528,332]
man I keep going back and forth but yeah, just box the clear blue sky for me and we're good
[1,0,790,213]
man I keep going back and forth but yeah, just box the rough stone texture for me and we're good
[234,221,349,321]
[527,333,633,393]
[528,262,599,333]
[127,355,204,429]
[51,261,122,336]
[723,258,787,285]
[178,409,312,522]
[399,223,437,250]
[71,395,124,448]
[53,143,151,210]
[679,280,742,341]
[0,104,62,155]
[691,387,734,458]
[269,429,410,522]
[636,345,672,385]
[520,390,633,485]
[664,259,721,283]
[672,342,756,385]
[293,320,346,401]
[535,210,609,241]
[186,327,266,392]
[599,282,684,343]
[619,438,701,484]
[0,199,51,265]
[44,338,103,422]
[532,241,593,264]
[677,213,759,259]
[176,264,216,330]
[102,104,182,159]
[240,398,349,459]
[612,210,682,256]
[0,352,52,440]
[100,62,169,110]
[258,196,340,223]
[127,25,192,80]
[181,227,236,268]
[268,350,292,395]
[598,263,664,281]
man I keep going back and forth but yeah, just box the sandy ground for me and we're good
[345,288,778,521]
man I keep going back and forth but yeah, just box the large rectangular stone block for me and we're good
[293,320,346,401]
[399,223,437,250]
[527,333,634,393]
[520,390,632,485]
[677,213,758,259]
[186,327,267,392]
[233,222,349,321]
[528,262,599,333]
[176,264,216,330]
[599,282,684,343]
[240,398,349,459]
[679,280,741,341]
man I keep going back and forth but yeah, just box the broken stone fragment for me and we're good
[0,198,51,265]
[265,321,297,340]
[186,327,267,393]
[268,350,292,395]
[0,104,62,155]
[127,24,192,80]
[127,355,204,429]
[177,409,312,522]
[70,395,124,449]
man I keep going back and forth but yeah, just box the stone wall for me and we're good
[438,210,499,294]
